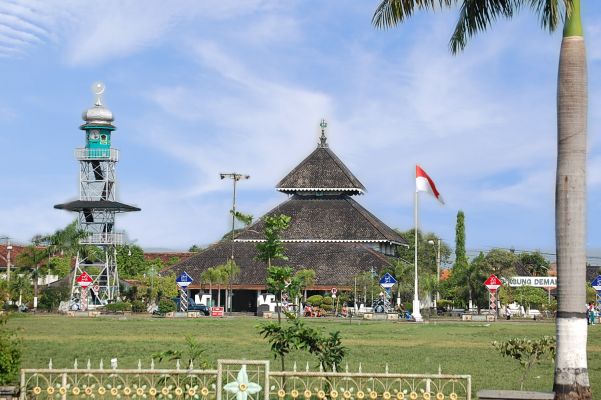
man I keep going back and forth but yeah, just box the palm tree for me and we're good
[10,273,30,306]
[220,259,240,313]
[15,242,48,310]
[373,1,589,398]
[201,267,220,307]
[391,258,412,307]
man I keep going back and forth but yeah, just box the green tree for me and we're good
[15,239,48,310]
[116,245,146,278]
[47,256,71,279]
[9,274,31,306]
[373,1,590,397]
[201,267,223,307]
[455,211,468,268]
[388,258,413,307]
[45,221,85,257]
[188,245,202,253]
[451,252,487,309]
[518,251,550,276]
[255,214,291,269]
[266,265,294,324]
[396,229,451,275]
[0,315,21,385]
[515,286,550,311]
[153,335,209,369]
[39,284,70,312]
[483,249,518,278]
[141,273,178,304]
[493,336,556,390]
[259,316,346,372]
[220,259,240,313]
[256,214,293,323]
[294,268,316,303]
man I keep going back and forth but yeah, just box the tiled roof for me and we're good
[144,252,193,266]
[276,146,366,195]
[0,245,28,268]
[235,195,406,245]
[163,240,392,288]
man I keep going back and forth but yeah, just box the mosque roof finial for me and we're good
[81,81,114,127]
[92,81,105,106]
[319,118,328,148]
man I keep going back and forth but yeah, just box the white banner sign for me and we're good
[506,276,556,288]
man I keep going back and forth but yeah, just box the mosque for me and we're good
[164,122,407,312]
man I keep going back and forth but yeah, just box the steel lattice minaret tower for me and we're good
[55,83,140,311]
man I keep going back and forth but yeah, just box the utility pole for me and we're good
[219,172,250,313]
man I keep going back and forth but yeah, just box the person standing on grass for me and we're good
[588,303,596,325]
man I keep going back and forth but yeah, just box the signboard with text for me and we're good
[379,273,397,289]
[176,271,193,288]
[211,306,224,317]
[484,274,502,291]
[506,276,557,288]
[76,272,93,288]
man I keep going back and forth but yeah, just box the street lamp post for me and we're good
[219,172,250,313]
[428,239,441,307]
[219,173,250,259]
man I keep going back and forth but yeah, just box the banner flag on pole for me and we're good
[416,165,444,204]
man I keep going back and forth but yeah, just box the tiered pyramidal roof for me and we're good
[166,122,406,295]
[275,145,366,195]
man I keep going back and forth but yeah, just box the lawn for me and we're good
[7,314,601,396]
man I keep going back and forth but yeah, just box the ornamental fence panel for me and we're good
[20,359,471,400]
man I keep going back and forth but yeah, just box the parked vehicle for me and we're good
[171,296,211,315]
[187,301,210,316]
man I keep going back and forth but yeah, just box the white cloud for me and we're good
[0,0,53,57]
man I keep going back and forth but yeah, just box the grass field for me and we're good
[7,314,601,395]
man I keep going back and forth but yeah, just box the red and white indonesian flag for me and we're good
[416,165,444,204]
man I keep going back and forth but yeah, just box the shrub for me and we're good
[105,302,132,313]
[131,300,146,313]
[158,299,177,315]
[39,285,70,312]
[437,299,452,310]
[0,315,21,385]
[322,297,333,305]
[492,336,556,390]
[306,295,323,307]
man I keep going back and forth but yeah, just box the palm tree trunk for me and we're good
[217,284,221,308]
[33,266,39,309]
[554,1,591,398]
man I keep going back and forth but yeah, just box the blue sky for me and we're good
[0,1,600,259]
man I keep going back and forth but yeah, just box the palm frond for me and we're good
[449,0,519,54]
[372,0,458,29]
[527,0,570,32]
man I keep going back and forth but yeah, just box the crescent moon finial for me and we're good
[91,81,105,106]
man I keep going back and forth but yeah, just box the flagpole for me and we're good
[413,190,423,322]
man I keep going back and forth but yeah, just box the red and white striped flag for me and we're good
[416,165,444,204]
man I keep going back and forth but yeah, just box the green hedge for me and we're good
[104,302,132,312]
[131,300,146,313]
[158,299,177,315]
[306,295,323,307]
